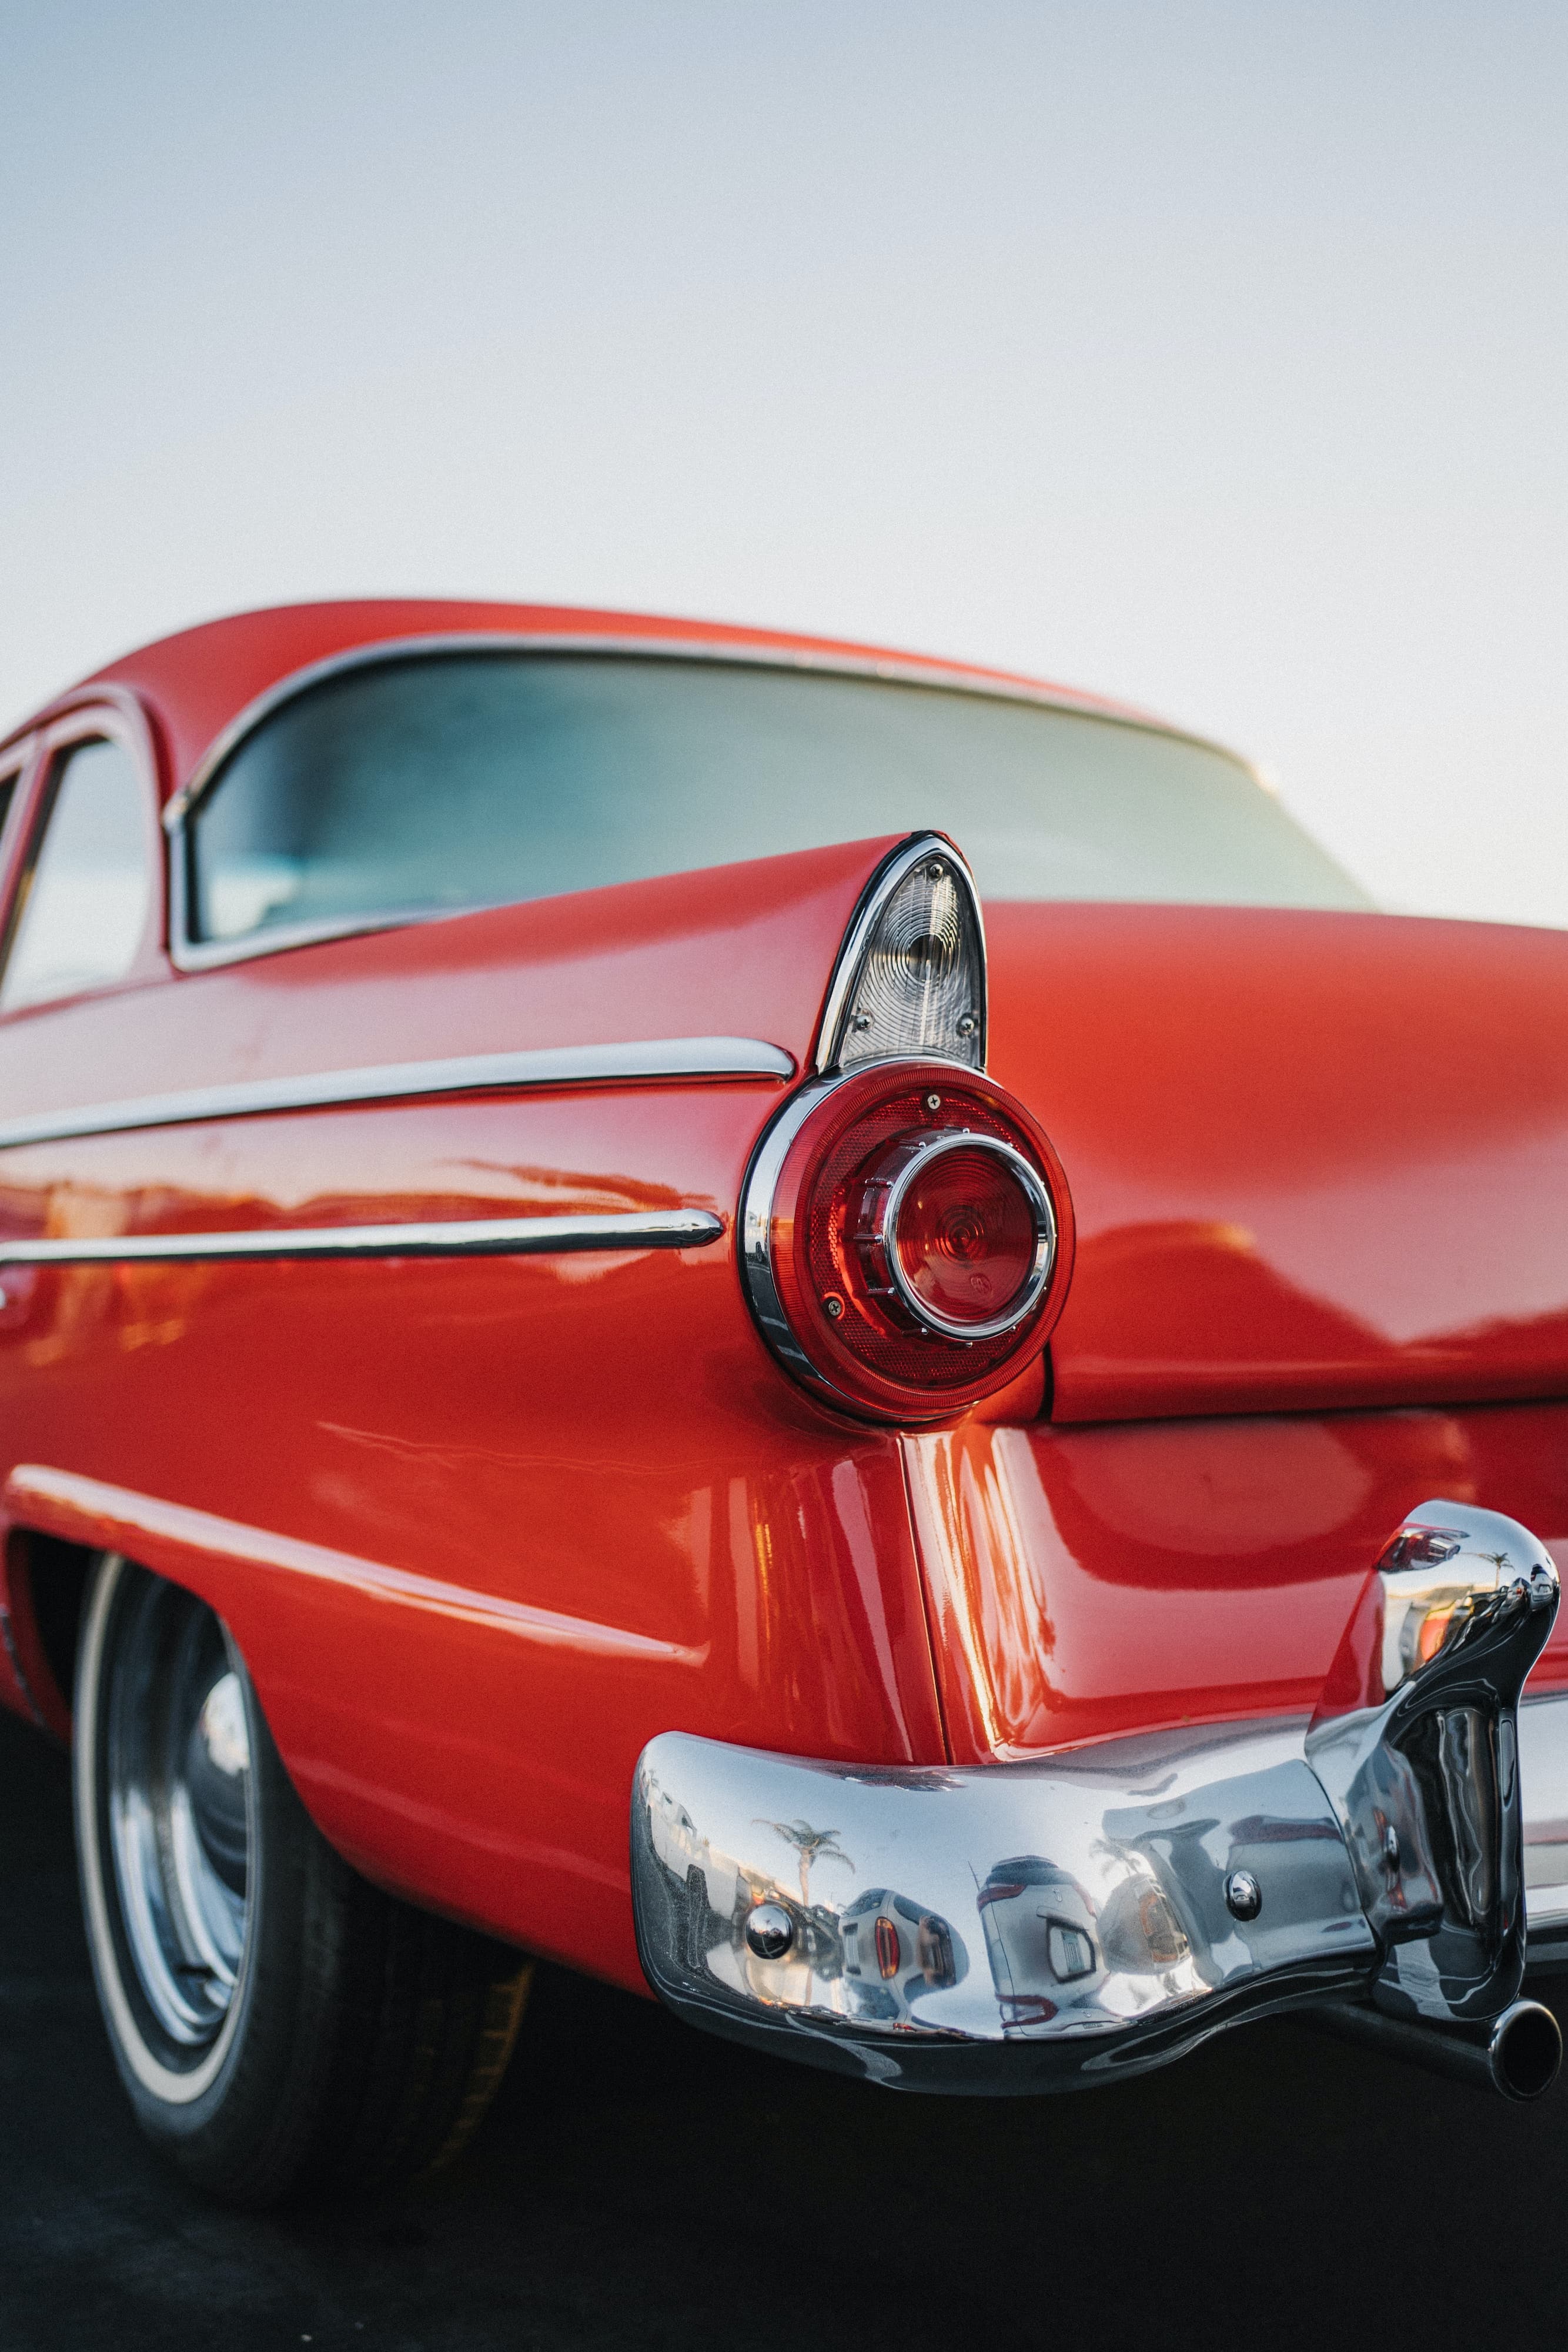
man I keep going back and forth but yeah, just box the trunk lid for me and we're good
[985,903,1568,1421]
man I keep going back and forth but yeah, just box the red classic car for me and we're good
[3,599,1567,2204]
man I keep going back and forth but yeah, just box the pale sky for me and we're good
[3,1,1564,926]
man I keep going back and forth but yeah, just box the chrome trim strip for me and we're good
[0,1208,723,1266]
[740,1071,858,1408]
[0,1037,794,1152]
[814,832,988,1075]
[170,905,461,973]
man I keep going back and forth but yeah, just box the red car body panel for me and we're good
[905,1404,1568,1770]
[988,902,1568,1422]
[2,599,1566,2006]
[0,834,882,1130]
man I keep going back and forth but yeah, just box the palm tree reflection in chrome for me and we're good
[755,1817,854,1906]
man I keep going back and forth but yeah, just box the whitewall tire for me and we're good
[73,1553,530,2207]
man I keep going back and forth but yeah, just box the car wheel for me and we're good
[73,1552,531,2207]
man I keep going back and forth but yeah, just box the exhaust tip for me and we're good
[1489,2000,1563,2102]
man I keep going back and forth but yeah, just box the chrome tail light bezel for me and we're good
[740,1058,1075,1423]
[857,1126,1058,1344]
[745,830,1072,1421]
[741,1071,857,1399]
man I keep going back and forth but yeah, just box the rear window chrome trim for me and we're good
[163,632,1217,835]
[162,632,1252,974]
[0,1037,795,1153]
[0,1208,724,1266]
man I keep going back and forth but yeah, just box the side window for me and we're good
[0,738,155,1013]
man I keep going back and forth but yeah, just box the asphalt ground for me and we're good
[6,1698,1568,2352]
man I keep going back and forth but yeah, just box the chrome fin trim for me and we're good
[0,1209,723,1265]
[0,1038,794,1152]
[814,832,988,1075]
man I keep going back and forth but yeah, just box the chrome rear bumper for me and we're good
[1521,1695,1568,1959]
[631,1501,1567,2094]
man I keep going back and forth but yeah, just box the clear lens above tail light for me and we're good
[817,834,986,1073]
[741,1060,1075,1422]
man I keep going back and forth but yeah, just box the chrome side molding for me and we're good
[0,1037,795,1154]
[630,1499,1563,2096]
[0,1208,724,1265]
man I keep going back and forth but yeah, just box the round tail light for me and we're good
[861,1131,1055,1340]
[741,1060,1075,1422]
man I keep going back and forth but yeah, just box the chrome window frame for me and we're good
[0,698,165,1018]
[163,632,1257,976]
[0,733,44,985]
[0,737,39,880]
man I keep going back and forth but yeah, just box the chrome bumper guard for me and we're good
[631,1502,1567,2094]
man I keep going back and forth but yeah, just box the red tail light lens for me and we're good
[874,1915,902,1978]
[893,1144,1038,1327]
[868,1132,1051,1339]
[741,1060,1075,1422]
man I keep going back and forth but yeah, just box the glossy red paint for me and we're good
[0,833,894,1131]
[6,1448,939,1989]
[0,840,948,1988]
[2,599,1566,2011]
[904,1401,1568,1767]
[987,901,1568,1421]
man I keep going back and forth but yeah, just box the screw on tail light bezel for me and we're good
[740,1058,1075,1424]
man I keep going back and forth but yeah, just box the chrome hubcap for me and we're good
[105,1584,252,2049]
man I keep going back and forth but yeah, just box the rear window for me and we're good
[186,651,1371,947]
